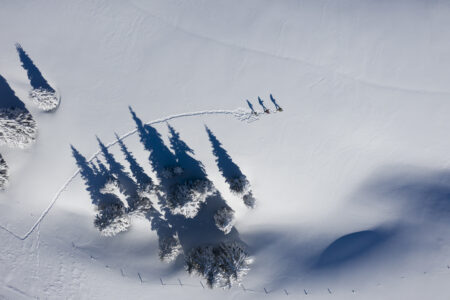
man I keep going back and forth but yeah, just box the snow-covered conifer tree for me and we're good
[0,154,8,189]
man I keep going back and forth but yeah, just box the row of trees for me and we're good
[0,74,38,189]
[72,107,255,287]
[0,44,59,189]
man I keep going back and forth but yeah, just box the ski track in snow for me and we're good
[0,108,262,241]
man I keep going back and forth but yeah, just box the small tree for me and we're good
[0,154,8,189]
[186,241,252,288]
[214,207,235,234]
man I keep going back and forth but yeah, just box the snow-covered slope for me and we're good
[1,0,450,298]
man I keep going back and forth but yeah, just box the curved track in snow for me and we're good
[0,108,259,240]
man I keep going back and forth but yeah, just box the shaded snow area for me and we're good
[2,0,450,299]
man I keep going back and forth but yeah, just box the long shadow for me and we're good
[168,124,208,180]
[205,126,244,180]
[129,111,250,286]
[206,126,255,208]
[71,146,129,234]
[129,109,188,260]
[246,100,256,114]
[129,107,178,186]
[115,133,153,190]
[258,96,269,113]
[16,44,54,92]
[0,75,26,110]
[71,146,120,207]
[166,124,238,234]
[166,125,249,287]
[97,137,141,209]
[71,109,252,287]
[269,94,282,111]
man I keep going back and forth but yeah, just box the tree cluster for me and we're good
[72,108,256,287]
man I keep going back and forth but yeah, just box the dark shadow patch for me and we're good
[206,126,255,208]
[270,94,283,112]
[206,126,243,180]
[71,145,129,235]
[71,145,121,207]
[168,124,208,180]
[129,111,250,287]
[97,137,141,208]
[16,44,54,92]
[246,100,256,114]
[258,96,270,114]
[115,133,154,190]
[0,74,26,109]
[352,165,450,222]
[130,107,178,185]
[314,229,394,269]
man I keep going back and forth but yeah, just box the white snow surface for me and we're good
[1,0,450,299]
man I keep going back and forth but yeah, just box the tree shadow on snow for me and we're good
[246,100,256,114]
[0,74,26,110]
[130,108,242,246]
[257,96,268,113]
[130,108,251,287]
[16,44,54,92]
[16,44,60,112]
[71,146,131,236]
[269,94,282,111]
[72,108,253,288]
[205,126,255,208]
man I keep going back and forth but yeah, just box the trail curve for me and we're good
[0,108,259,240]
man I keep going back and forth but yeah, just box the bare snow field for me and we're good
[1,0,450,299]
